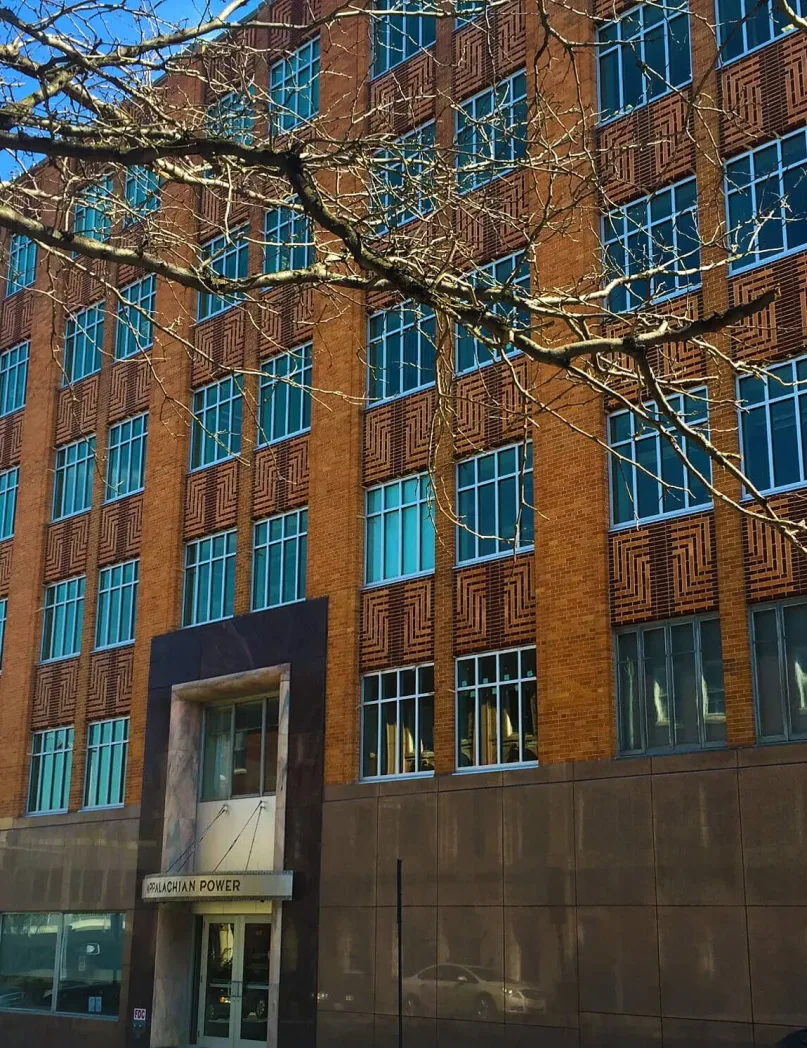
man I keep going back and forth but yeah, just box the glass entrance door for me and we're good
[198,916,272,1048]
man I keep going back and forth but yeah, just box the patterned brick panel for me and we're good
[44,514,90,583]
[64,266,103,311]
[108,355,151,423]
[364,388,434,485]
[184,459,239,539]
[199,188,252,241]
[87,647,134,719]
[610,512,718,626]
[267,0,321,52]
[728,255,807,365]
[597,93,694,205]
[0,289,32,350]
[454,170,529,264]
[453,1,526,101]
[31,659,79,729]
[360,576,434,670]
[744,490,807,602]
[0,411,23,471]
[260,286,314,356]
[193,308,246,386]
[454,356,532,455]
[252,436,309,518]
[0,540,12,595]
[454,554,535,656]
[98,494,143,566]
[55,375,99,444]
[368,48,436,136]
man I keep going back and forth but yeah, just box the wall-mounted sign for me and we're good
[142,871,293,902]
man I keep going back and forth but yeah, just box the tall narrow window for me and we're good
[0,466,19,541]
[0,340,29,415]
[716,0,805,63]
[456,71,527,193]
[456,442,534,564]
[206,91,255,144]
[63,303,104,384]
[183,530,236,627]
[738,355,807,495]
[365,473,435,584]
[115,275,156,359]
[597,0,691,122]
[84,717,129,808]
[367,302,436,403]
[609,390,711,526]
[373,120,436,230]
[269,38,320,132]
[200,695,280,800]
[0,597,7,671]
[123,167,160,224]
[190,376,242,470]
[253,508,307,610]
[258,344,312,445]
[361,664,434,778]
[456,647,538,768]
[264,205,313,273]
[6,233,37,294]
[106,413,148,502]
[455,253,530,374]
[372,2,436,77]
[74,177,113,242]
[197,230,249,321]
[53,437,95,520]
[41,577,85,661]
[28,727,74,813]
[752,599,807,742]
[95,560,139,649]
[616,617,726,754]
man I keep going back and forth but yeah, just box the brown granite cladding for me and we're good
[192,308,246,386]
[363,389,434,485]
[43,514,90,583]
[744,490,807,603]
[86,646,134,718]
[728,255,807,364]
[0,541,12,595]
[452,0,526,101]
[98,494,143,566]
[252,436,309,517]
[454,552,535,656]
[368,47,436,136]
[54,374,99,444]
[259,287,314,356]
[453,169,530,263]
[359,576,434,671]
[454,355,532,455]
[184,458,239,538]
[0,289,32,350]
[31,659,79,729]
[0,410,23,470]
[610,512,719,627]
[108,354,151,423]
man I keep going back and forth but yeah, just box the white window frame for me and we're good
[0,466,19,541]
[74,177,113,243]
[269,37,320,132]
[95,560,139,650]
[197,229,249,321]
[27,727,74,814]
[737,354,807,496]
[456,441,534,564]
[365,472,435,585]
[716,0,804,65]
[83,716,129,809]
[367,301,436,404]
[454,252,530,374]
[374,120,436,231]
[41,576,85,663]
[455,70,528,193]
[190,376,243,471]
[53,436,96,521]
[371,1,436,78]
[114,275,156,359]
[263,204,314,274]
[0,340,29,416]
[252,507,308,611]
[63,302,104,385]
[361,663,435,779]
[182,530,237,627]
[750,597,807,743]
[6,233,36,295]
[105,413,148,503]
[123,167,160,225]
[258,344,312,446]
[0,596,7,671]
[206,90,255,144]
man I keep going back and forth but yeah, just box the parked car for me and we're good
[403,964,545,1021]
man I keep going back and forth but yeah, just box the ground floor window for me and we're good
[456,647,538,769]
[751,598,807,742]
[361,663,434,778]
[0,911,125,1016]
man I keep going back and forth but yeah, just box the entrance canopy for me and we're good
[142,871,293,902]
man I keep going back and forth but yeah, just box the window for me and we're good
[41,577,85,662]
[84,717,129,807]
[206,91,255,144]
[367,302,436,403]
[63,303,104,384]
[373,121,436,230]
[597,0,691,122]
[269,38,320,132]
[0,911,125,1016]
[258,345,312,445]
[106,413,148,501]
[0,467,18,541]
[123,167,160,224]
[616,617,726,754]
[0,597,6,671]
[716,0,806,63]
[190,376,242,470]
[53,437,95,520]
[739,355,807,494]
[609,390,711,526]
[6,233,36,294]
[197,229,249,321]
[264,205,314,273]
[183,530,236,627]
[95,560,139,649]
[365,473,435,584]
[200,696,280,800]
[457,442,534,563]
[603,176,700,311]
[0,340,29,415]
[74,178,113,242]
[455,253,530,374]
[28,727,74,813]
[456,646,538,768]
[752,599,807,742]
[253,508,307,610]
[372,1,436,77]
[456,71,527,193]
[114,275,156,359]
[455,0,487,23]
[725,128,807,273]
[361,664,434,778]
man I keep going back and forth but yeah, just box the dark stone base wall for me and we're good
[317,745,807,1048]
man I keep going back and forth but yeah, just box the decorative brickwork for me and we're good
[44,514,90,583]
[64,267,103,311]
[252,436,309,517]
[744,491,807,602]
[259,287,314,356]
[368,48,435,136]
[98,494,143,566]
[31,659,79,729]
[0,411,23,471]
[359,575,434,670]
[55,375,99,444]
[453,0,526,101]
[363,389,434,485]
[453,170,529,264]
[199,187,252,240]
[610,512,718,627]
[192,308,245,386]
[0,540,12,596]
[184,459,239,538]
[87,647,134,718]
[0,289,32,350]
[266,0,321,52]
[454,356,532,455]
[454,553,535,656]
[728,255,807,364]
[108,355,151,423]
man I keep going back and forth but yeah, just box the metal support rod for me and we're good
[397,857,403,1048]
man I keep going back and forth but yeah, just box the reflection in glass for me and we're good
[455,647,538,768]
[240,923,271,1042]
[57,912,125,1015]
[200,696,280,801]
[0,913,59,1010]
[203,922,234,1039]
